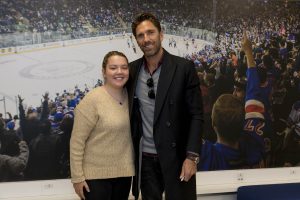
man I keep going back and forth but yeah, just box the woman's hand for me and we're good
[73,181,90,200]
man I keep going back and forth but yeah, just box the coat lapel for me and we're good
[129,58,143,116]
[154,50,177,125]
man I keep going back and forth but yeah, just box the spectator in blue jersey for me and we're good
[199,94,245,170]
[199,31,266,170]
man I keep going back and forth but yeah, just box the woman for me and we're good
[70,51,135,200]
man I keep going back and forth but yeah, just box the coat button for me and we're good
[169,100,174,105]
[166,121,171,127]
[171,142,176,148]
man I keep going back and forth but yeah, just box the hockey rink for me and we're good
[0,34,210,115]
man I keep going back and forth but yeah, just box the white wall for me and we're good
[1,167,300,200]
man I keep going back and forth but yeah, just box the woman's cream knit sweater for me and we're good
[70,86,135,183]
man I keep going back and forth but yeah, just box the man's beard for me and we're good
[141,42,161,58]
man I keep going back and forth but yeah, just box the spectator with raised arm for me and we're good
[200,31,266,170]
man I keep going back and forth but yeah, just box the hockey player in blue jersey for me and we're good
[199,31,266,170]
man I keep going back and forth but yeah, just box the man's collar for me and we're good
[143,50,164,75]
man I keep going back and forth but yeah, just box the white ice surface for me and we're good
[0,34,210,115]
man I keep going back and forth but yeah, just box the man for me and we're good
[233,76,247,101]
[199,31,266,171]
[127,13,204,200]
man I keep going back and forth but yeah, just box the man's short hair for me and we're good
[211,94,244,144]
[131,13,161,38]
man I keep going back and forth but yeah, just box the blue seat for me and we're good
[237,183,300,200]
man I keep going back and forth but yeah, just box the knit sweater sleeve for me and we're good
[70,92,99,183]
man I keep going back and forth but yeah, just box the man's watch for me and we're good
[187,155,200,164]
